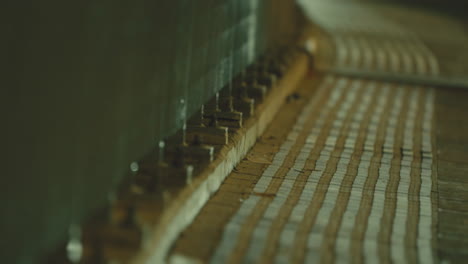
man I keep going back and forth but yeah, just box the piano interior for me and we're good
[3,0,468,263]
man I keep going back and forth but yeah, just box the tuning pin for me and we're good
[186,125,228,146]
[256,69,277,87]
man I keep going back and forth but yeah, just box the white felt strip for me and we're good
[348,36,362,68]
[209,76,335,264]
[363,86,405,263]
[334,84,390,263]
[334,36,349,67]
[418,88,434,264]
[359,37,374,70]
[273,79,363,264]
[304,82,376,263]
[385,40,400,73]
[243,78,356,263]
[374,40,388,72]
[390,88,418,263]
[403,40,426,75]
[393,41,413,75]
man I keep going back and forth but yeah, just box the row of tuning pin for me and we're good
[70,46,300,263]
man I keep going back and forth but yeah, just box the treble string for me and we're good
[209,0,220,125]
[180,0,195,145]
[227,1,235,112]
